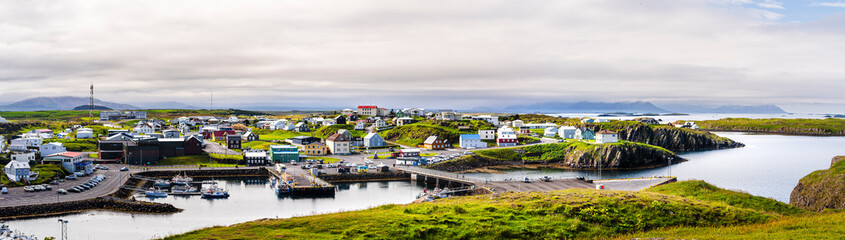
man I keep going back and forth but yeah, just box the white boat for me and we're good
[171,184,198,193]
[171,174,194,185]
[154,180,171,188]
[201,185,229,199]
[145,188,168,198]
[0,224,37,240]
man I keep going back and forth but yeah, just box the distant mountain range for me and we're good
[72,105,113,110]
[0,97,138,111]
[494,101,670,113]
[0,96,201,111]
[657,104,787,114]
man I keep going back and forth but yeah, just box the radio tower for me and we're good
[89,82,94,122]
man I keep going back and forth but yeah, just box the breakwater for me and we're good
[0,197,180,220]
[320,172,411,183]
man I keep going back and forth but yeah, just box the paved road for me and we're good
[486,178,595,193]
[0,164,138,207]
[595,178,673,191]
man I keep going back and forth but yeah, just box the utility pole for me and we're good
[58,219,68,240]
[89,82,94,122]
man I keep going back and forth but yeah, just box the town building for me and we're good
[76,128,94,138]
[326,133,351,155]
[354,120,366,130]
[375,118,387,128]
[270,145,300,163]
[39,142,66,157]
[10,137,42,151]
[544,127,558,138]
[243,150,269,166]
[363,133,385,148]
[423,135,447,150]
[303,142,329,156]
[334,115,347,125]
[396,117,417,126]
[596,130,619,144]
[290,136,321,146]
[478,130,496,140]
[242,131,260,142]
[341,109,355,115]
[134,123,156,134]
[512,120,525,128]
[163,129,180,138]
[357,106,388,116]
[100,111,147,121]
[4,161,37,182]
[391,149,421,158]
[43,152,91,174]
[459,134,487,149]
[226,134,242,149]
[634,117,660,125]
[496,126,518,147]
[471,115,499,126]
[575,128,595,140]
[10,152,35,163]
[558,126,577,139]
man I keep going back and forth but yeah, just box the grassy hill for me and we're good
[381,123,463,147]
[790,156,845,212]
[695,118,845,136]
[163,182,777,240]
[646,180,805,216]
[313,124,366,138]
[625,210,843,239]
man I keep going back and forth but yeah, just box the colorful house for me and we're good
[363,133,385,148]
[423,135,447,150]
[459,134,487,149]
[596,130,618,144]
[270,145,300,163]
[326,133,351,155]
[303,142,329,156]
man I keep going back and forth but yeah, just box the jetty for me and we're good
[269,168,336,197]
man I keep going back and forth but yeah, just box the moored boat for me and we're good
[154,180,172,188]
[171,174,194,186]
[145,188,168,198]
[201,185,229,199]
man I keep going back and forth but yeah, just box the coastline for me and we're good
[702,129,845,137]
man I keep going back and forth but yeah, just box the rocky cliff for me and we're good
[598,123,744,151]
[790,156,845,212]
[429,141,684,172]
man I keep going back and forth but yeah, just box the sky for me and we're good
[1,0,845,112]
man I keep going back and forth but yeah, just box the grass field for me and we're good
[304,157,341,164]
[696,118,845,136]
[252,129,308,141]
[241,141,276,151]
[156,154,244,166]
[164,181,779,240]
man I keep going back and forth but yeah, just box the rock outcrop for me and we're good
[0,197,180,219]
[429,142,684,172]
[790,156,845,212]
[601,124,744,151]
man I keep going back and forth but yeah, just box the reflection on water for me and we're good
[7,179,424,240]
[465,132,845,203]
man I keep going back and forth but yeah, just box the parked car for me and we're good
[94,164,101,169]
[57,189,68,194]
[100,166,109,170]
[120,167,129,171]
[34,185,45,191]
[23,186,34,192]
[50,180,60,185]
[68,187,81,193]
[65,175,77,180]
[1,187,7,194]
[42,184,52,190]
[523,177,531,183]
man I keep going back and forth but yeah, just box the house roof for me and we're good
[36,129,53,133]
[424,135,441,144]
[364,133,380,139]
[400,149,420,153]
[326,133,349,142]
[461,134,481,140]
[5,161,29,169]
[358,105,377,109]
[597,130,617,134]
[48,152,85,158]
[307,142,326,146]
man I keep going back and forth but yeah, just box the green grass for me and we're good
[44,138,98,152]
[241,141,275,151]
[645,180,806,216]
[624,211,845,239]
[382,124,463,147]
[0,164,69,187]
[252,129,308,141]
[695,118,845,136]
[208,153,244,161]
[156,155,245,167]
[313,124,366,138]
[163,187,773,240]
[790,156,845,212]
[365,153,437,159]
[0,110,95,121]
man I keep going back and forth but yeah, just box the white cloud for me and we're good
[812,1,845,8]
[757,0,785,9]
[0,0,844,111]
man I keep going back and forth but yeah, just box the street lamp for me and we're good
[58,219,68,240]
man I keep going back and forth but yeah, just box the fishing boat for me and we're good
[275,182,291,195]
[201,185,230,199]
[145,188,168,198]
[171,184,198,193]
[154,179,171,188]
[171,174,194,186]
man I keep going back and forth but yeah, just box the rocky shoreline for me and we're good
[790,156,845,212]
[0,197,181,220]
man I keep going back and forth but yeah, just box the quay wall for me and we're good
[320,172,411,183]
[138,168,269,178]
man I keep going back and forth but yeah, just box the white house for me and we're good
[370,118,385,128]
[496,126,518,147]
[524,123,557,129]
[281,122,296,131]
[0,135,4,152]
[363,133,386,148]
[0,115,8,123]
[341,109,355,115]
[581,118,595,123]
[558,126,577,139]
[575,128,596,140]
[402,108,426,117]
[76,128,94,139]
[43,152,90,174]
[596,130,619,144]
[326,133,351,155]
[4,161,37,182]
[544,127,558,138]
[460,134,487,149]
[10,152,35,163]
[471,115,499,126]
[478,130,496,140]
[512,120,524,128]
[39,142,66,157]
[354,120,366,130]
[10,137,41,151]
[134,123,156,134]
[322,118,337,126]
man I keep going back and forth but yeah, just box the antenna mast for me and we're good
[210,90,214,110]
[89,82,94,122]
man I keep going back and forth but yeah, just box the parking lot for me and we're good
[0,164,134,207]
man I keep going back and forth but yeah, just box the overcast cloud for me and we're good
[1,0,844,112]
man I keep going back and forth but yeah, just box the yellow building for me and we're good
[303,142,328,156]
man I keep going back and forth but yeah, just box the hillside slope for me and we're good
[382,124,462,147]
[599,122,744,151]
[163,186,773,240]
[697,118,845,136]
[790,156,845,212]
[0,96,137,111]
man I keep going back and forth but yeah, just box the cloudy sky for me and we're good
[1,0,845,112]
